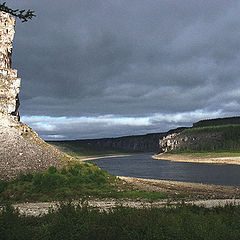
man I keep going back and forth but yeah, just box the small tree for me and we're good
[0,2,35,22]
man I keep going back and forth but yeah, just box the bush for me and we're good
[33,172,67,192]
[17,173,33,182]
[0,180,8,193]
[47,166,57,174]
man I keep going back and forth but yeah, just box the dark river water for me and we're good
[91,153,240,186]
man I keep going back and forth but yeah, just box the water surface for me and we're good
[91,153,240,186]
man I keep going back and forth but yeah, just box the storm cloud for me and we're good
[7,0,240,139]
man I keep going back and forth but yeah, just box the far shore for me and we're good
[74,154,133,162]
[153,153,240,165]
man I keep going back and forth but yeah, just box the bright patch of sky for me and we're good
[22,110,225,140]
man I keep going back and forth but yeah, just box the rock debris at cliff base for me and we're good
[0,113,69,180]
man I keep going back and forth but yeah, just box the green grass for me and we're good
[0,163,170,204]
[1,203,240,240]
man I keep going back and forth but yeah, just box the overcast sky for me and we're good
[7,0,240,140]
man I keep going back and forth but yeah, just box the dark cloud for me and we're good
[6,0,240,139]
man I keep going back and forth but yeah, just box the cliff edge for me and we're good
[0,12,69,180]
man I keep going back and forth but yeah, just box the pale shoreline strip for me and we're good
[75,154,133,162]
[12,198,240,216]
[152,153,240,165]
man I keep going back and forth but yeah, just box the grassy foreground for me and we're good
[0,162,168,203]
[1,203,240,240]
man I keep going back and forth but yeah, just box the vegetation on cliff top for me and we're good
[193,116,240,128]
[175,124,240,152]
[0,2,35,22]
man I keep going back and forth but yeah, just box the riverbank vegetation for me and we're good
[1,203,240,240]
[0,163,168,204]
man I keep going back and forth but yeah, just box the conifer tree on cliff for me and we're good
[0,2,35,22]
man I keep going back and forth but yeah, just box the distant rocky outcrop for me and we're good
[0,12,68,180]
[159,117,240,153]
[159,131,222,153]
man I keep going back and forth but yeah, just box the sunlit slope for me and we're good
[0,113,70,180]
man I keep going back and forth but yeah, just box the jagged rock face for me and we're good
[159,131,222,153]
[159,133,189,152]
[0,11,20,119]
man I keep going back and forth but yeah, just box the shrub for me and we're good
[0,180,8,193]
[33,172,67,192]
[47,166,57,174]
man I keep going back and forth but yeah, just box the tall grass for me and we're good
[1,203,240,240]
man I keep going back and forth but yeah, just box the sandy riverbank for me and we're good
[74,154,133,162]
[153,153,240,165]
[119,176,240,200]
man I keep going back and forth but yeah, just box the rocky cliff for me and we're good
[50,128,187,154]
[68,133,166,153]
[159,132,221,152]
[0,12,20,119]
[0,12,68,180]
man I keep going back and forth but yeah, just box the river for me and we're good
[91,153,240,186]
